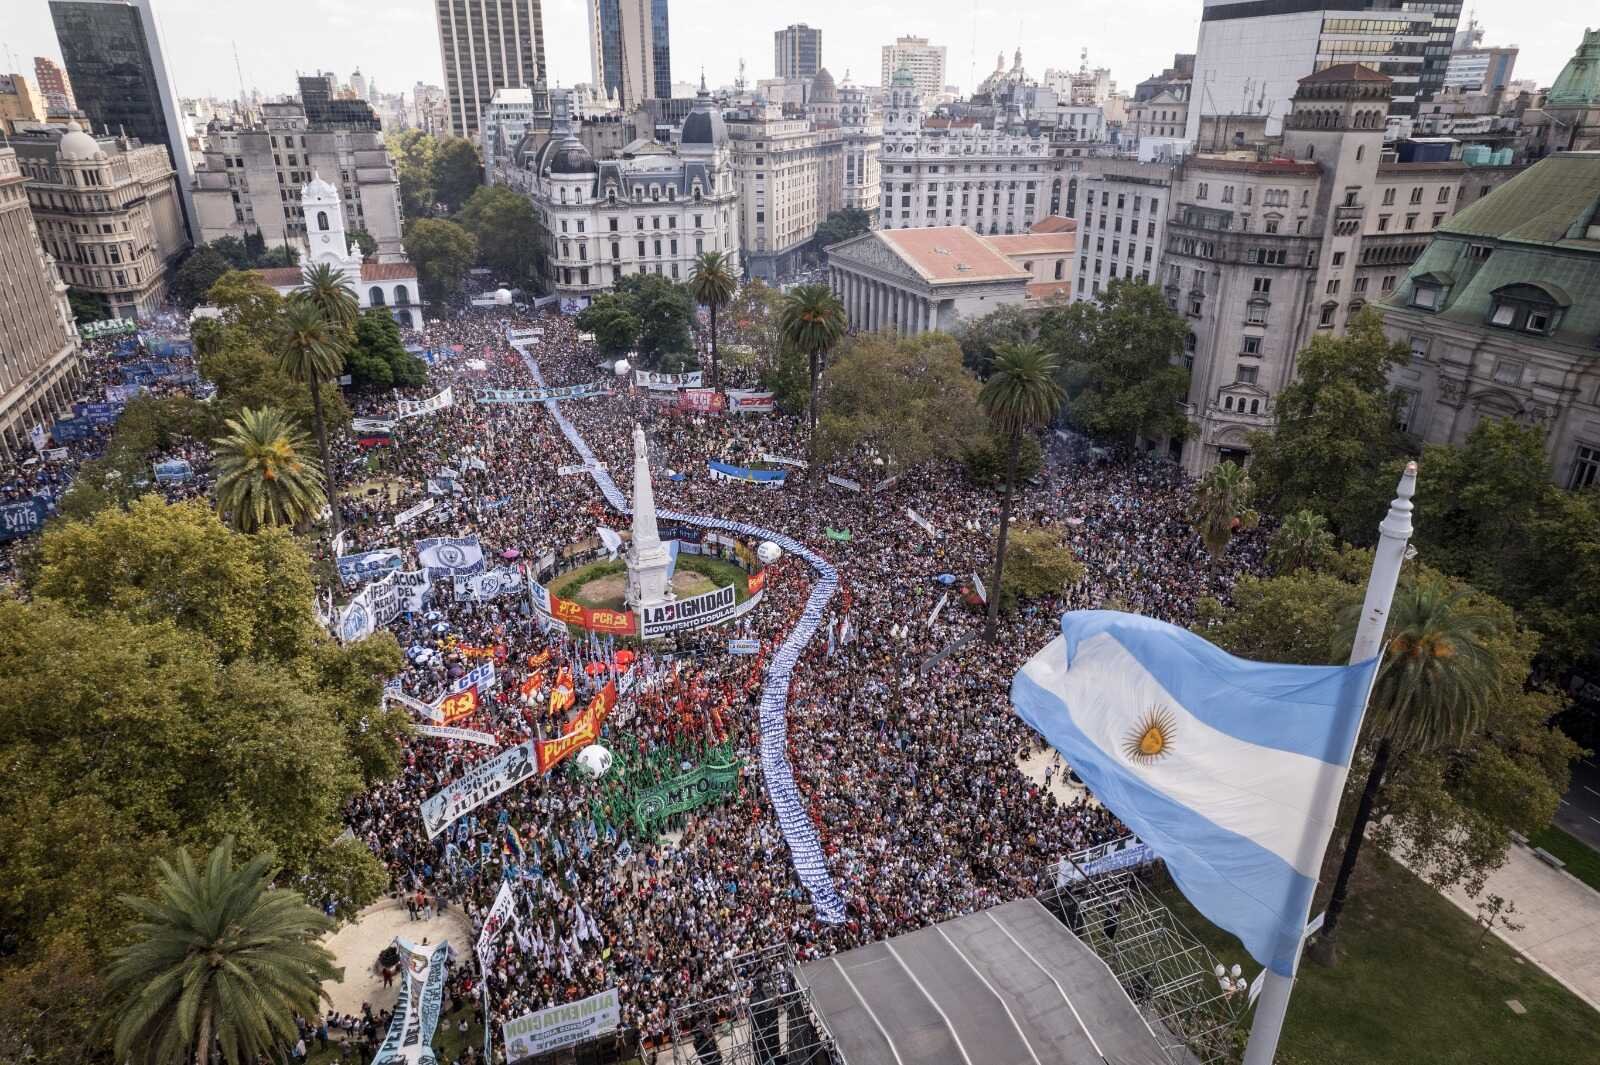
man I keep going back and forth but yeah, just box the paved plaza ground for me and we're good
[320,897,473,1017]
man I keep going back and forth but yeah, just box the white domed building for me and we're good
[255,173,421,327]
[523,87,739,301]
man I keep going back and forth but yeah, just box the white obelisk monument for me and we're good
[625,423,674,609]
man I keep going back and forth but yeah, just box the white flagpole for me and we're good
[1242,461,1416,1065]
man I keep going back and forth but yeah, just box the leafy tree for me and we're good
[963,431,1042,487]
[0,933,106,1065]
[387,129,438,217]
[954,303,1037,378]
[206,235,254,269]
[689,251,738,390]
[257,243,300,268]
[777,283,847,431]
[1187,460,1259,577]
[456,185,538,285]
[57,394,220,519]
[813,206,873,249]
[347,308,427,391]
[346,228,378,260]
[66,287,107,324]
[212,407,326,532]
[999,523,1085,610]
[275,297,345,537]
[616,273,695,365]
[1246,308,1410,538]
[576,295,642,358]
[206,270,285,336]
[1038,279,1189,445]
[404,218,478,306]
[759,343,810,416]
[172,247,231,310]
[199,332,348,437]
[979,343,1065,640]
[431,136,483,212]
[105,838,340,1065]
[1406,417,1600,671]
[814,332,986,472]
[1268,509,1336,575]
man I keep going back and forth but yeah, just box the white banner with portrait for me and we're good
[420,741,535,838]
[397,386,454,421]
[370,938,450,1065]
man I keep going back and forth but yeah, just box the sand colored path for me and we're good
[321,898,473,1017]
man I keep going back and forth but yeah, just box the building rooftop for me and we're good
[255,261,417,289]
[1029,215,1077,234]
[1300,63,1393,85]
[1438,151,1600,247]
[878,227,1032,283]
[987,232,1076,255]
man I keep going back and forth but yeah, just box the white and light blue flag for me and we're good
[1012,610,1377,976]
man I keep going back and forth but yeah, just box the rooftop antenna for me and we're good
[232,40,248,106]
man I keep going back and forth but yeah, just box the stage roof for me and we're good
[798,898,1169,1065]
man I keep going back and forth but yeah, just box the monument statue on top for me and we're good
[625,423,673,609]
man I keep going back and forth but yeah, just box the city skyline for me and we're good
[6,0,1588,107]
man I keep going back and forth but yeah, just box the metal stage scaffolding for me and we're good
[663,942,844,1065]
[1038,864,1248,1065]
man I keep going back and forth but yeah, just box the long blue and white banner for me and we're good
[371,937,449,1065]
[707,461,787,486]
[337,548,405,587]
[476,383,607,403]
[511,339,847,923]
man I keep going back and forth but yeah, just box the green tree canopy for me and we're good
[456,185,539,286]
[387,129,437,217]
[814,206,873,249]
[1267,509,1336,575]
[212,407,326,533]
[347,308,427,391]
[1246,309,1410,537]
[814,332,986,471]
[57,394,220,520]
[431,136,483,212]
[953,303,1037,377]
[963,430,1042,487]
[576,294,643,358]
[172,247,231,310]
[998,523,1085,610]
[778,283,847,432]
[615,273,695,365]
[66,288,107,324]
[346,227,378,260]
[404,218,478,306]
[1038,279,1190,445]
[206,270,285,336]
[1187,459,1260,575]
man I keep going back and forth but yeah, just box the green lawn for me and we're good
[1153,851,1600,1065]
[1529,825,1600,894]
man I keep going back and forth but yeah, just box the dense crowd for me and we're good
[324,307,1268,1060]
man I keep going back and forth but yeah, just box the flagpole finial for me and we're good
[1379,461,1417,541]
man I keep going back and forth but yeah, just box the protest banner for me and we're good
[415,724,497,745]
[906,508,938,538]
[397,386,454,421]
[420,741,537,838]
[394,569,432,612]
[370,938,449,1065]
[42,447,69,462]
[416,535,485,577]
[535,681,616,773]
[0,499,47,542]
[448,662,498,695]
[502,987,620,1062]
[476,881,519,969]
[543,593,636,636]
[675,388,726,414]
[632,753,742,832]
[394,497,436,528]
[454,568,524,601]
[477,383,607,403]
[727,638,761,655]
[724,389,775,414]
[639,583,738,639]
[759,453,808,468]
[152,459,192,484]
[387,689,444,724]
[336,548,405,587]
[707,461,786,486]
[437,686,481,725]
[826,474,862,492]
[633,369,702,390]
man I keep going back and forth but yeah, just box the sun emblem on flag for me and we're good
[1123,706,1177,765]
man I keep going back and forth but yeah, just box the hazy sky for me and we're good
[5,0,1588,103]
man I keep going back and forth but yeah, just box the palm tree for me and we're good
[105,837,341,1065]
[1312,580,1499,964]
[276,295,345,537]
[296,261,359,336]
[1267,508,1336,574]
[777,283,847,432]
[1187,460,1260,578]
[689,251,738,391]
[213,406,327,532]
[979,342,1065,641]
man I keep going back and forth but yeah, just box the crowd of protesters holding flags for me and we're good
[319,302,1269,1058]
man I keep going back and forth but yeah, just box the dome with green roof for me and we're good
[1548,28,1600,109]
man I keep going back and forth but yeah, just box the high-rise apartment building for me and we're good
[433,0,548,138]
[0,76,47,134]
[0,146,81,460]
[49,0,196,235]
[1444,44,1518,91]
[775,24,822,80]
[880,35,946,102]
[33,56,75,112]
[1187,0,1462,141]
[587,0,672,109]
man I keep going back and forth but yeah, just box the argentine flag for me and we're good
[1012,610,1378,976]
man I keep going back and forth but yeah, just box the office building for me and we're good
[726,97,826,280]
[433,0,547,138]
[1380,152,1600,488]
[191,103,405,260]
[0,75,47,134]
[516,89,738,299]
[1186,0,1462,141]
[255,177,420,327]
[1444,45,1517,92]
[33,56,76,112]
[0,146,82,460]
[775,24,822,80]
[829,75,882,217]
[587,0,671,110]
[1073,160,1175,301]
[825,223,1075,335]
[1166,65,1491,473]
[12,122,188,319]
[298,72,382,132]
[482,87,550,183]
[880,36,947,103]
[49,0,197,235]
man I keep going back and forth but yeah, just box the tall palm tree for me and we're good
[276,295,345,538]
[296,261,359,336]
[105,837,341,1065]
[213,406,327,532]
[1267,508,1336,574]
[777,283,847,432]
[979,342,1065,641]
[689,251,738,391]
[1187,460,1260,578]
[1312,580,1499,963]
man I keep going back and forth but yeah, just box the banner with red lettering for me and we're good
[546,592,638,636]
[675,388,726,414]
[536,681,618,773]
